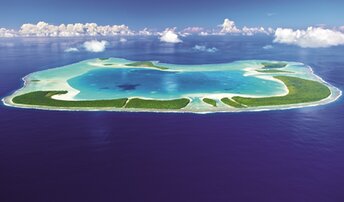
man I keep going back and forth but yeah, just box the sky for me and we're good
[0,0,343,29]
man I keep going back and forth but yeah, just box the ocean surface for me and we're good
[0,36,344,202]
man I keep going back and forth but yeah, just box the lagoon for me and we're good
[3,57,340,112]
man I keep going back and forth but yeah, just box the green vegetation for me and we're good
[30,79,41,82]
[229,76,331,107]
[12,91,190,110]
[256,69,293,73]
[12,91,128,108]
[12,76,330,110]
[98,58,109,60]
[203,98,217,107]
[126,61,168,70]
[103,63,114,66]
[125,98,190,109]
[221,98,246,108]
[261,62,288,69]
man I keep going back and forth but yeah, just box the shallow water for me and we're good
[68,65,284,100]
[0,36,344,202]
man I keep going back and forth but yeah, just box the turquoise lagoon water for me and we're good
[23,58,311,101]
[68,68,284,100]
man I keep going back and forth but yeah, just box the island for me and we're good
[2,58,341,113]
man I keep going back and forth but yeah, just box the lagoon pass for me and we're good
[3,58,341,113]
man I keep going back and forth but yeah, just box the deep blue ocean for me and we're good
[1,36,344,202]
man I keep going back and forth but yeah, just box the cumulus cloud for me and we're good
[220,19,241,34]
[83,40,108,52]
[0,28,17,37]
[274,27,344,48]
[242,26,268,36]
[138,28,154,36]
[159,28,182,43]
[64,47,79,52]
[0,19,277,38]
[214,19,272,36]
[14,21,133,37]
[192,45,218,53]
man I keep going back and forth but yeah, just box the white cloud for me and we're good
[64,47,79,52]
[0,28,17,37]
[220,19,241,34]
[178,32,191,37]
[17,21,133,37]
[267,27,275,34]
[180,27,205,37]
[274,27,344,48]
[193,45,218,53]
[0,19,278,38]
[159,28,182,43]
[242,26,268,36]
[262,45,274,50]
[199,31,209,36]
[183,27,204,34]
[138,28,154,36]
[0,19,275,38]
[119,38,127,42]
[214,19,272,36]
[83,40,108,52]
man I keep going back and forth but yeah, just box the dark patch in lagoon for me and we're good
[117,84,140,91]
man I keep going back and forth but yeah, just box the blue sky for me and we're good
[0,0,343,29]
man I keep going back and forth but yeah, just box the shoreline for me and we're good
[2,58,341,114]
[3,84,341,114]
